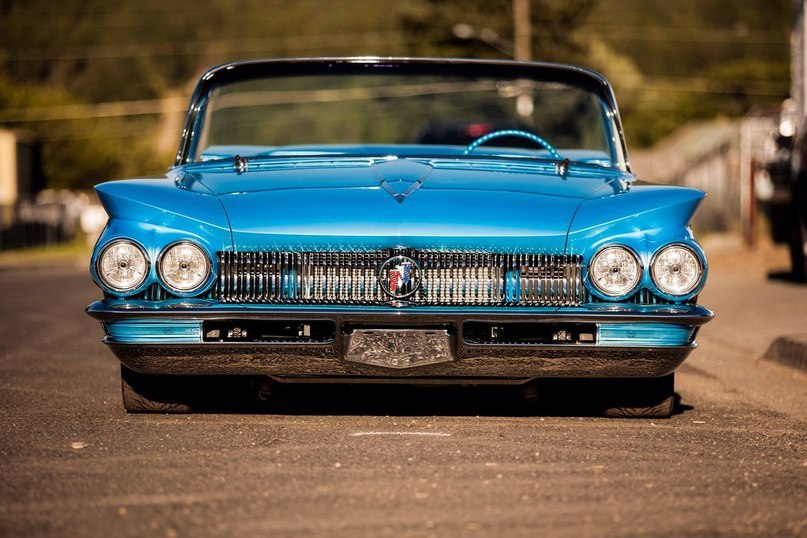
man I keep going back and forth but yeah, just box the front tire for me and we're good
[120,365,193,413]
[601,374,675,418]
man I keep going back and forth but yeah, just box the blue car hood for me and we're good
[186,158,626,252]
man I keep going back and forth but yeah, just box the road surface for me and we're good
[1,238,805,537]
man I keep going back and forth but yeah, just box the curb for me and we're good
[763,335,807,373]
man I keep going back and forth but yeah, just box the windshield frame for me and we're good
[175,57,630,172]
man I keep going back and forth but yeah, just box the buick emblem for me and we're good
[379,255,422,299]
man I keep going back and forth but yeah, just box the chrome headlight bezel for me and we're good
[587,245,643,299]
[650,244,704,297]
[156,241,212,294]
[95,239,150,294]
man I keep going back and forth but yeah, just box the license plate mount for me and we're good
[344,329,454,369]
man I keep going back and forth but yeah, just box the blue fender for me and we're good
[91,174,232,296]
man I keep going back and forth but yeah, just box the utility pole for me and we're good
[513,0,531,61]
[513,0,534,118]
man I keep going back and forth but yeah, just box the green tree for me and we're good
[0,0,794,189]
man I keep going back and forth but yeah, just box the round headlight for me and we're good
[651,245,702,296]
[589,246,642,297]
[97,240,149,292]
[158,242,210,293]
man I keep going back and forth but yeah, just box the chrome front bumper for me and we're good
[86,301,713,380]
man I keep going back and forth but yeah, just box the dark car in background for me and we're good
[756,111,807,281]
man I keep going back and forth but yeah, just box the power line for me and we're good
[0,3,279,18]
[580,33,786,45]
[2,31,425,62]
[0,20,788,63]
[0,75,787,125]
[0,97,186,122]
[641,84,787,98]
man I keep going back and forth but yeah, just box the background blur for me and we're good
[0,0,794,253]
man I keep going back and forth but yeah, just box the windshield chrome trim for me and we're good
[175,57,630,173]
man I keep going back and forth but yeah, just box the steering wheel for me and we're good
[463,129,561,160]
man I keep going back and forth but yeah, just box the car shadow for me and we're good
[672,393,693,416]
[767,270,807,284]
[186,379,694,419]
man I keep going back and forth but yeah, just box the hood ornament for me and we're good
[556,158,570,178]
[234,155,248,174]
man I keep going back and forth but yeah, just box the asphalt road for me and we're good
[1,240,805,537]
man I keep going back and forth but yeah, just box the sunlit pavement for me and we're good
[0,236,805,537]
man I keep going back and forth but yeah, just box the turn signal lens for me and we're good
[651,245,702,296]
[158,242,210,293]
[97,240,149,292]
[589,246,641,297]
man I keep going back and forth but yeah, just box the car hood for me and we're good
[184,157,627,252]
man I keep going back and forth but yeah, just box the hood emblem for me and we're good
[379,255,422,299]
[373,159,433,203]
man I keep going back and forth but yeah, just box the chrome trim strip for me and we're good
[87,300,714,326]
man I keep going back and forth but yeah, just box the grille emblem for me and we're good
[379,255,422,299]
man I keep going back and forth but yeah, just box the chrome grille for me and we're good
[214,250,585,306]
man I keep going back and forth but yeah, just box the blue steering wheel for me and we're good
[463,129,562,160]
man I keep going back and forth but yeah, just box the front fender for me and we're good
[91,176,232,297]
[567,184,708,302]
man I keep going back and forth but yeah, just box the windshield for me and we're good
[188,61,626,169]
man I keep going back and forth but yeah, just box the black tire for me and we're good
[120,365,193,413]
[601,374,675,418]
[788,208,807,282]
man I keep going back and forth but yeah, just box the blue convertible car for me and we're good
[86,58,712,416]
